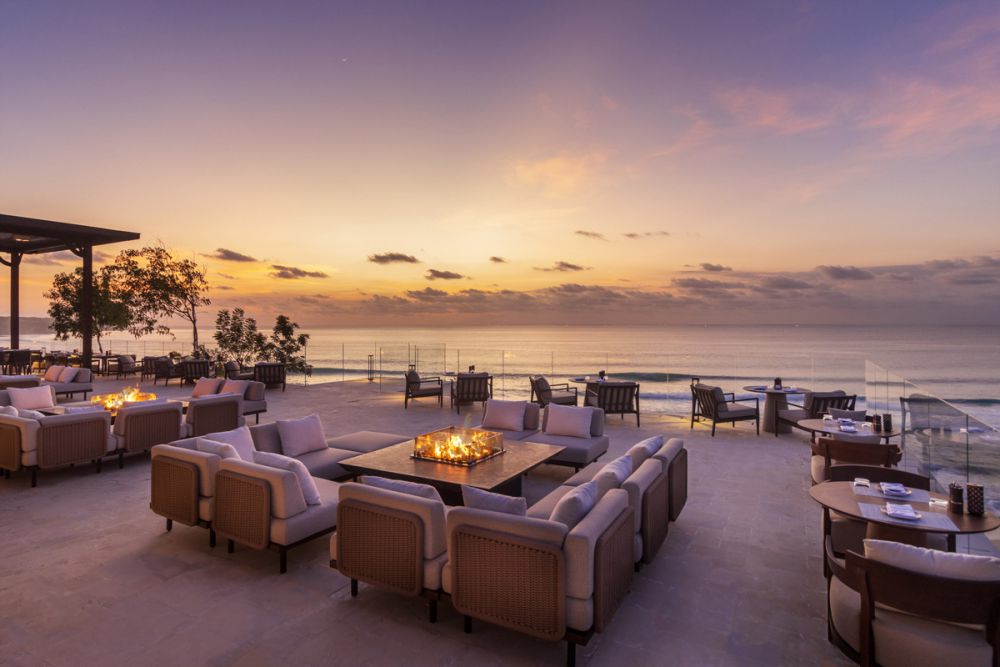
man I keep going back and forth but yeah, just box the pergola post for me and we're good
[1,252,22,348]
[79,246,93,368]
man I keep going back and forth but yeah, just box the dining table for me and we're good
[741,385,809,434]
[799,418,900,444]
[810,480,999,551]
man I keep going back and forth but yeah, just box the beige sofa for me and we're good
[445,488,634,665]
[251,424,409,480]
[214,458,341,573]
[530,406,610,470]
[40,367,94,400]
[0,409,113,487]
[331,481,448,622]
[179,378,268,422]
[112,402,185,468]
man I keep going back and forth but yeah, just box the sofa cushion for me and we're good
[564,488,628,601]
[220,379,249,397]
[191,377,223,397]
[17,408,46,420]
[269,478,340,544]
[0,405,17,417]
[195,438,241,460]
[326,430,410,454]
[864,539,1000,579]
[252,450,322,505]
[550,481,599,530]
[43,365,64,382]
[544,404,593,439]
[652,438,685,465]
[8,386,56,410]
[277,414,328,457]
[530,433,610,466]
[361,475,443,503]
[481,400,527,432]
[57,367,79,383]
[626,435,664,471]
[295,447,356,479]
[461,485,527,516]
[204,426,255,461]
[527,486,574,519]
[595,455,633,497]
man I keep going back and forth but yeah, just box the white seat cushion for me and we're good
[544,404,593,438]
[277,414,328,457]
[196,438,241,460]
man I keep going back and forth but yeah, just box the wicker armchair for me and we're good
[332,482,448,622]
[587,381,640,427]
[154,357,184,386]
[776,390,857,437]
[403,370,443,409]
[0,410,113,486]
[185,394,245,437]
[447,489,634,666]
[254,362,286,391]
[825,537,1000,666]
[529,376,578,407]
[224,361,254,381]
[450,373,492,414]
[150,439,223,546]
[214,458,340,573]
[690,384,759,436]
[112,402,183,468]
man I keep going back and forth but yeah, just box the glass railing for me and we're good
[865,360,1000,523]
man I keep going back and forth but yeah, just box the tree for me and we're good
[214,308,267,368]
[45,266,130,353]
[264,315,310,373]
[113,246,211,354]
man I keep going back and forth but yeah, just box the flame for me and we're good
[90,386,158,415]
[413,427,502,465]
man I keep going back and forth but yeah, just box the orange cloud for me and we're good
[715,87,839,134]
[510,152,607,196]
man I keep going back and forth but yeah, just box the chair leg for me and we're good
[95,458,102,474]
[428,599,437,623]
[279,547,287,574]
[209,529,216,548]
[166,518,173,532]
[711,422,716,437]
[227,539,235,553]
[566,641,576,667]
[350,578,358,597]
[118,451,125,469]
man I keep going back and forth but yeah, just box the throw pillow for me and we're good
[219,379,249,397]
[203,426,255,461]
[195,438,241,460]
[252,450,322,505]
[360,475,444,503]
[626,435,665,470]
[8,386,56,410]
[481,399,527,432]
[864,539,1000,580]
[461,485,527,515]
[16,408,46,420]
[544,404,592,439]
[276,415,327,457]
[191,377,222,397]
[594,455,633,497]
[549,480,599,529]
[56,367,79,383]
[43,365,64,382]
[0,405,18,417]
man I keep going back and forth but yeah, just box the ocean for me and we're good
[8,324,999,427]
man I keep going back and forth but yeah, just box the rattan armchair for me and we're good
[450,373,492,414]
[213,458,340,573]
[185,394,245,437]
[447,489,634,666]
[690,384,759,436]
[403,370,443,409]
[529,376,578,407]
[0,410,113,486]
[332,481,448,622]
[112,402,183,468]
[150,439,223,546]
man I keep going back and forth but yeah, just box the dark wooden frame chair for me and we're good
[254,362,286,391]
[182,359,213,385]
[591,382,640,427]
[115,354,138,380]
[811,437,901,485]
[529,376,578,407]
[404,370,443,409]
[776,392,857,437]
[154,357,185,386]
[690,384,759,436]
[450,373,492,414]
[824,536,1000,666]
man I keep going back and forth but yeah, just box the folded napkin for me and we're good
[885,503,919,520]
[880,482,908,496]
[838,424,857,433]
[837,418,855,425]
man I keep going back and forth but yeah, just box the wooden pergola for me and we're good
[0,213,140,367]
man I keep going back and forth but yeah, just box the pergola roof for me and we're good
[0,213,140,255]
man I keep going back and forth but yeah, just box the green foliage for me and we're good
[264,315,310,373]
[213,308,267,368]
[112,246,211,353]
[45,267,130,353]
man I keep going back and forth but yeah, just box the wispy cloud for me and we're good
[510,152,606,197]
[368,252,420,264]
[534,261,589,272]
[426,269,464,280]
[623,231,670,239]
[489,256,508,264]
[270,264,328,279]
[818,265,875,280]
[206,248,258,262]
[575,230,607,241]
[716,87,841,135]
[700,262,732,272]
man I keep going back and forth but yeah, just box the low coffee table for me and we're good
[339,440,564,505]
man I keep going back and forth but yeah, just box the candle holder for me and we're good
[882,414,893,432]
[967,484,985,516]
[948,483,964,514]
[773,377,782,390]
[872,415,883,433]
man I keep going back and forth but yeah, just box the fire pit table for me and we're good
[41,386,166,423]
[340,427,564,505]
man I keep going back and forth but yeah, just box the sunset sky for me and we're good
[2,1,999,326]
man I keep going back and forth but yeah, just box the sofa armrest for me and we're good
[218,458,307,519]
[564,488,628,601]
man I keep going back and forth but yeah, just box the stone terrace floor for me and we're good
[4,376,983,666]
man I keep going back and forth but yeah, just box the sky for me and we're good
[1,0,999,327]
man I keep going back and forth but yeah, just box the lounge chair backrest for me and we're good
[814,437,900,481]
[113,402,183,452]
[804,391,855,417]
[531,376,553,403]
[254,362,286,385]
[218,458,308,519]
[249,421,283,454]
[541,405,605,437]
[405,370,420,386]
[454,374,491,402]
[183,359,212,381]
[340,482,447,558]
[186,394,242,437]
[597,382,638,412]
[691,384,722,418]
